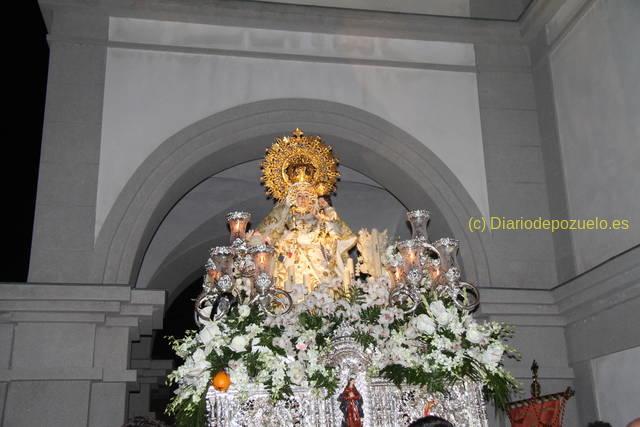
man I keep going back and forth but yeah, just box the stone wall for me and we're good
[28,10,108,284]
[548,0,640,275]
[0,284,165,427]
[480,244,640,425]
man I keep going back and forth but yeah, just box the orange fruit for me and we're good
[211,370,231,392]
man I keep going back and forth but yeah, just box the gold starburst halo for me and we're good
[261,128,340,201]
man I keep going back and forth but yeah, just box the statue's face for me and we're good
[286,182,318,214]
[294,191,316,214]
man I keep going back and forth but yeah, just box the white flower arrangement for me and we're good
[166,278,519,426]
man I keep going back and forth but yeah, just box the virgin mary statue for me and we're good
[249,129,356,294]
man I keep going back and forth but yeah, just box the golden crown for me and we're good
[261,129,339,201]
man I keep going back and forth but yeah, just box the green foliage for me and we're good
[245,351,264,377]
[309,369,339,397]
[359,306,381,324]
[336,285,365,305]
[482,369,521,411]
[298,311,323,330]
[264,378,293,401]
[379,364,450,395]
[259,326,287,356]
[173,390,207,427]
[352,330,376,349]
[206,345,239,374]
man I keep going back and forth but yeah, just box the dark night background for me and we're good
[4,1,49,282]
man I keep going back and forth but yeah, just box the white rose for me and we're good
[429,300,452,325]
[238,305,251,318]
[229,335,249,352]
[198,324,221,346]
[404,325,418,339]
[289,361,306,385]
[181,349,211,378]
[466,323,486,344]
[413,314,436,335]
[481,343,504,367]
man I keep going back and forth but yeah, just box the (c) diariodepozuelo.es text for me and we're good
[467,216,630,233]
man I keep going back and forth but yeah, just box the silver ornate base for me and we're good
[206,379,488,427]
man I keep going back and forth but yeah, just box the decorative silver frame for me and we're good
[205,379,488,427]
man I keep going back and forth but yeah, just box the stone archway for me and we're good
[92,99,491,288]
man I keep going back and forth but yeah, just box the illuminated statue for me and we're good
[253,129,356,293]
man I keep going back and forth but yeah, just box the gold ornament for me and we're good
[261,128,339,201]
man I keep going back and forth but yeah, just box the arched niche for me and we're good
[92,99,490,289]
[136,162,421,305]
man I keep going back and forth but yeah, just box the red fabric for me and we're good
[508,399,566,427]
[343,387,362,427]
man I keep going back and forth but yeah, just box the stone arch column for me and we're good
[92,99,491,287]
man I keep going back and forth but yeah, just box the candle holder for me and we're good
[405,210,440,282]
[389,284,420,314]
[388,239,424,313]
[384,263,405,289]
[397,240,421,268]
[204,257,219,287]
[251,244,275,277]
[195,257,218,327]
[250,244,292,315]
[210,246,235,290]
[210,246,236,320]
[451,280,480,311]
[433,238,459,273]
[425,257,441,286]
[194,246,236,326]
[407,210,430,242]
[430,239,480,312]
[252,277,293,316]
[397,239,423,286]
[226,211,251,245]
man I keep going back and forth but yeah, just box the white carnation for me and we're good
[228,362,249,391]
[413,314,436,335]
[429,300,453,325]
[179,348,211,379]
[480,343,504,368]
[404,325,418,339]
[199,324,221,346]
[289,361,306,385]
[238,304,251,318]
[466,323,486,344]
[229,335,249,352]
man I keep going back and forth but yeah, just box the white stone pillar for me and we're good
[0,284,165,427]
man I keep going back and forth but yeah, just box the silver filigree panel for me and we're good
[206,380,488,427]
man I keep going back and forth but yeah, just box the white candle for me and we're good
[347,258,355,278]
[287,265,295,291]
[303,274,311,293]
[372,229,381,277]
[342,266,351,292]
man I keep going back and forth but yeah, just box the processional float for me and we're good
[168,129,518,427]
